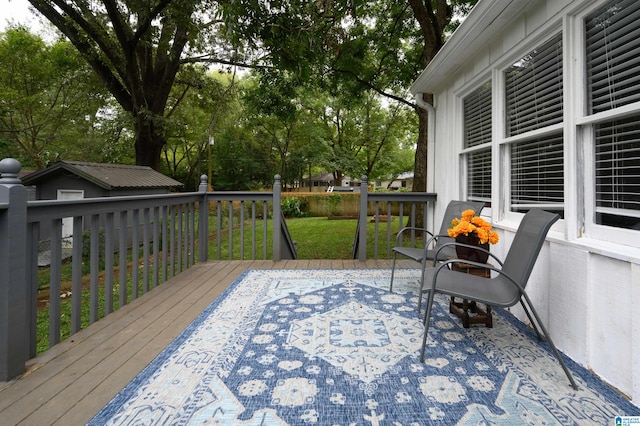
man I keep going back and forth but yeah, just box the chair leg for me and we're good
[390,252,398,292]
[519,300,544,341]
[419,289,437,362]
[520,293,579,390]
[417,259,428,313]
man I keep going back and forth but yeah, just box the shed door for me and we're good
[58,190,84,244]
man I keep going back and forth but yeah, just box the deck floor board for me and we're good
[0,260,411,425]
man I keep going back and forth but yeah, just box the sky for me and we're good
[0,0,44,32]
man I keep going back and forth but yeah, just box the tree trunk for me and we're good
[413,105,429,193]
[334,170,344,186]
[134,115,166,170]
[411,100,430,228]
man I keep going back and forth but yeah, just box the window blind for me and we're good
[511,133,564,214]
[464,82,492,148]
[467,148,492,202]
[505,34,563,136]
[463,82,492,201]
[586,0,640,114]
[595,115,640,225]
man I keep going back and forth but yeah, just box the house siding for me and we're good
[412,0,640,404]
[34,174,108,200]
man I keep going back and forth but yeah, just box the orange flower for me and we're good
[488,232,500,245]
[448,209,499,244]
[461,209,476,221]
[476,228,489,244]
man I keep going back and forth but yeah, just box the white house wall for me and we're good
[417,0,640,403]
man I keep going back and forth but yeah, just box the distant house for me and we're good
[300,173,361,192]
[375,172,413,191]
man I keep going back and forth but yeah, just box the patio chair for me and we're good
[419,208,579,390]
[389,200,485,295]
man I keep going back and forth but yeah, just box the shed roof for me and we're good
[21,161,183,190]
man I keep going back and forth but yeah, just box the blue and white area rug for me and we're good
[89,269,639,425]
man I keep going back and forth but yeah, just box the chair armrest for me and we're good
[432,255,526,297]
[394,226,435,246]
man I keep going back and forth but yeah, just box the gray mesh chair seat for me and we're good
[419,209,579,390]
[389,200,485,300]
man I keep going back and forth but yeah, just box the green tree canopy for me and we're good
[220,0,477,193]
[12,0,476,191]
[25,0,213,169]
[0,26,105,169]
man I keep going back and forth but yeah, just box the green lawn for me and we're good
[286,217,358,259]
[280,216,409,260]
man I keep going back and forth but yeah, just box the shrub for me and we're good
[281,197,309,218]
[81,229,106,272]
[325,193,342,216]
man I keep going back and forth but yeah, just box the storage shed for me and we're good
[20,161,182,263]
[21,161,182,200]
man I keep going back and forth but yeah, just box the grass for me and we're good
[206,215,409,260]
[286,216,414,260]
[286,217,358,259]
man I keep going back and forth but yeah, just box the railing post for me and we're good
[198,175,209,262]
[358,176,368,261]
[272,175,282,261]
[0,158,29,380]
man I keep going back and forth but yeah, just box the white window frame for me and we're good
[461,80,493,206]
[57,189,84,245]
[577,0,640,245]
[498,32,566,222]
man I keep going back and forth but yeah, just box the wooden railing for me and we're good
[354,180,438,260]
[0,158,295,381]
[0,157,437,381]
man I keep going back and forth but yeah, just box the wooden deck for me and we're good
[0,259,401,425]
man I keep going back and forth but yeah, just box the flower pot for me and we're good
[455,234,490,263]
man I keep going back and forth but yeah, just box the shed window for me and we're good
[463,81,492,203]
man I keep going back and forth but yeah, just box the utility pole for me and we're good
[207,136,215,191]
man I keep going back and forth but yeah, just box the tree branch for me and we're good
[330,67,416,109]
[133,0,174,45]
[181,55,272,70]
[27,0,133,110]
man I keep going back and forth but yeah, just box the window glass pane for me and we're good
[464,82,492,202]
[464,82,492,148]
[510,133,564,215]
[586,0,640,114]
[467,148,492,202]
[595,114,640,229]
[505,34,563,136]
